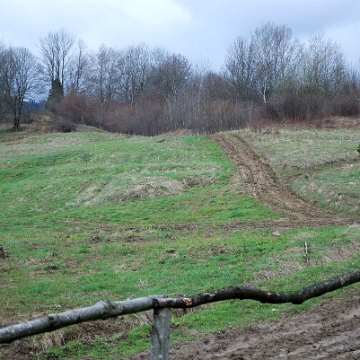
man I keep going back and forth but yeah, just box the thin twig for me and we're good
[304,240,310,266]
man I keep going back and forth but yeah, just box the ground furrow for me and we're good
[211,133,355,226]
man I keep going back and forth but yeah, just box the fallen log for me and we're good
[0,270,359,344]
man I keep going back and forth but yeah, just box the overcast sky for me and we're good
[1,0,360,71]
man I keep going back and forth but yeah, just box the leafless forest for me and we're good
[1,22,360,134]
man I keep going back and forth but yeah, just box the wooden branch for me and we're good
[1,270,359,344]
[155,270,360,308]
[0,296,155,344]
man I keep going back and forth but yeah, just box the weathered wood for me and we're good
[150,307,171,360]
[154,270,360,308]
[0,270,359,344]
[0,297,155,344]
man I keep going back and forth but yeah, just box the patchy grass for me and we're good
[2,224,359,359]
[240,126,360,214]
[0,123,359,359]
[0,131,248,232]
[241,127,360,173]
[291,164,360,214]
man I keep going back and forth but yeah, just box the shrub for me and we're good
[46,120,78,133]
[279,94,306,120]
[338,97,360,117]
[256,103,280,121]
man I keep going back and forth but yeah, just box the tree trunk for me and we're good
[13,116,20,131]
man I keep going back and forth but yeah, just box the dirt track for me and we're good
[125,133,360,360]
[212,133,356,228]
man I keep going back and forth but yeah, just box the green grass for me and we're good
[240,126,360,214]
[292,164,360,213]
[0,124,359,359]
[241,126,360,173]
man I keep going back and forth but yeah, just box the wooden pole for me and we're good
[150,307,171,360]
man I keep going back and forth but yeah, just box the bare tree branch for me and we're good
[0,297,155,344]
[39,28,75,91]
[155,270,360,308]
[1,271,359,344]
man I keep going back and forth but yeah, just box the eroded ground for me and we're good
[212,133,356,228]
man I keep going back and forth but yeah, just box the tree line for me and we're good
[1,23,360,135]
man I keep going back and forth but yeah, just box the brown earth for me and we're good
[1,132,359,359]
[124,287,360,360]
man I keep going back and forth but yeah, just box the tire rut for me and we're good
[211,133,356,228]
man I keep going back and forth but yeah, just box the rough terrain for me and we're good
[125,288,360,360]
[212,133,356,228]
[125,133,360,360]
[1,132,359,359]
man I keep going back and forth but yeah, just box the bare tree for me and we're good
[2,47,40,130]
[39,28,75,96]
[85,45,122,127]
[150,49,192,100]
[122,43,153,106]
[225,36,258,102]
[68,39,89,94]
[202,71,229,101]
[0,42,7,119]
[225,23,302,105]
[304,34,346,96]
[251,22,302,104]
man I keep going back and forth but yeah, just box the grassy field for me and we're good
[241,124,360,214]
[0,123,359,359]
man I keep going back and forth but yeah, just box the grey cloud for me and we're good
[0,0,359,70]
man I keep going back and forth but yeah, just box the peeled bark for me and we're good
[0,270,359,344]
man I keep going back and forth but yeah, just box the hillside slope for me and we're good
[212,133,356,228]
[125,132,360,360]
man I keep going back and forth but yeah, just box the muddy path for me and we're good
[211,133,357,228]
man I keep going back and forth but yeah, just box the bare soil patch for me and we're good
[1,135,26,142]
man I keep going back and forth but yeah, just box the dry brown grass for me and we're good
[321,241,360,263]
